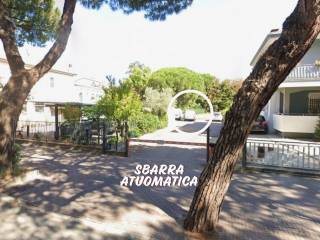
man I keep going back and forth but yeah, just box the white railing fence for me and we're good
[287,64,320,80]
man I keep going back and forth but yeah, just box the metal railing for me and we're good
[274,113,320,116]
[15,120,129,156]
[286,64,320,81]
[243,139,320,173]
[16,121,56,141]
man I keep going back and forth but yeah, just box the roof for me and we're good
[250,29,281,66]
[250,29,320,66]
[0,58,77,77]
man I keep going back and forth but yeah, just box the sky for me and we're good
[2,0,298,82]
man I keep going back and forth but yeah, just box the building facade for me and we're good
[251,30,320,137]
[0,58,104,123]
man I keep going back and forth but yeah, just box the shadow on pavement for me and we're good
[2,142,320,239]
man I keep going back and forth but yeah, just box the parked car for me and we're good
[174,108,183,120]
[184,109,196,121]
[212,112,223,122]
[251,115,268,133]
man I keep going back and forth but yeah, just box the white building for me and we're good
[251,29,320,137]
[0,57,104,123]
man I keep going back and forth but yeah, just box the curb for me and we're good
[129,138,206,147]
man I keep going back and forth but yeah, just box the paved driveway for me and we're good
[1,142,320,239]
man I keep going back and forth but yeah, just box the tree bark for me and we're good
[0,0,77,172]
[0,71,33,170]
[184,0,320,232]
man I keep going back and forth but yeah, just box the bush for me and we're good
[314,116,320,139]
[129,112,166,137]
[0,143,22,178]
[62,104,82,122]
[12,144,22,166]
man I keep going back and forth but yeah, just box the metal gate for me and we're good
[242,139,320,173]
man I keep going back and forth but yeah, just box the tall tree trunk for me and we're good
[184,0,320,232]
[0,0,76,173]
[0,71,33,171]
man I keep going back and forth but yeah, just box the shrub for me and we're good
[143,87,173,117]
[314,116,320,139]
[62,104,82,122]
[12,144,22,166]
[0,143,22,178]
[129,112,165,137]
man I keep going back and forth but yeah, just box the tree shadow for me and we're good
[2,142,320,239]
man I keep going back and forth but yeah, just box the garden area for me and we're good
[81,62,242,138]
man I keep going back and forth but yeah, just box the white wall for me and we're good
[299,39,320,65]
[273,114,318,133]
[265,90,279,133]
[0,60,104,122]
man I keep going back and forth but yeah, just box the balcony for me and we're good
[286,64,320,81]
[273,114,319,134]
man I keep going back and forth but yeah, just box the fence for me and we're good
[242,139,320,173]
[16,120,129,156]
[287,64,320,80]
[16,121,56,141]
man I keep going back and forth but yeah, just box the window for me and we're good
[79,92,83,103]
[50,77,54,88]
[91,93,95,100]
[35,103,44,113]
[308,93,320,114]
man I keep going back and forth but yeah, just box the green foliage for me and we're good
[4,0,60,46]
[314,116,320,139]
[148,67,210,108]
[0,143,23,178]
[148,67,206,93]
[79,0,193,21]
[62,104,82,122]
[123,62,151,98]
[6,0,193,46]
[205,78,243,113]
[88,83,143,122]
[12,143,22,166]
[129,112,166,137]
[143,87,173,117]
[82,104,104,121]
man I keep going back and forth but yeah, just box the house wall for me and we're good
[0,60,104,122]
[252,36,320,136]
[264,90,279,133]
[299,39,320,65]
[273,114,318,135]
[19,102,64,122]
[31,72,77,104]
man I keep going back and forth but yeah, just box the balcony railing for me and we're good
[286,64,320,81]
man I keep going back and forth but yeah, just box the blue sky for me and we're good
[12,0,298,82]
